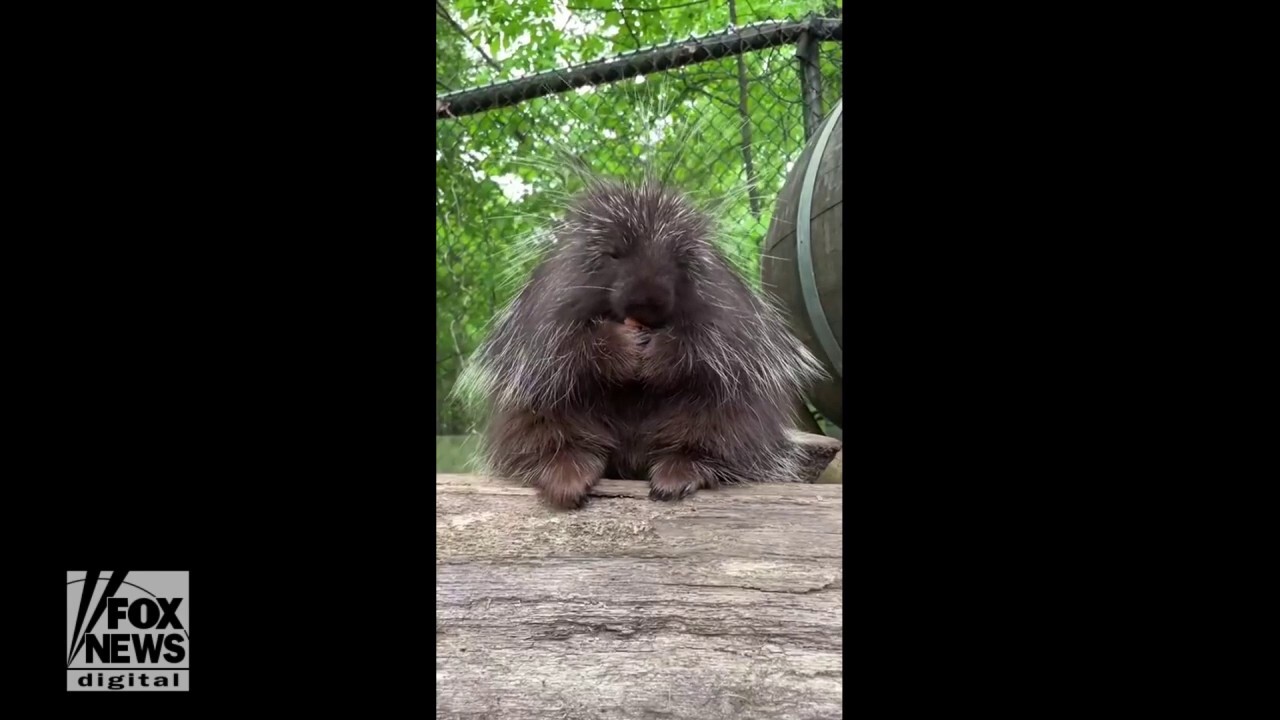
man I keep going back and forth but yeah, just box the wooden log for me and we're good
[816,449,844,484]
[789,430,843,483]
[436,474,843,720]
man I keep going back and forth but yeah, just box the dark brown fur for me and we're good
[466,179,823,509]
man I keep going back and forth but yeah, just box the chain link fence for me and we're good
[436,10,842,436]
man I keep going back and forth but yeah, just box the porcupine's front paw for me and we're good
[533,452,606,510]
[648,454,718,502]
[597,318,649,382]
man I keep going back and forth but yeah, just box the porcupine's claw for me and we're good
[648,455,712,502]
[648,480,698,502]
[624,317,652,347]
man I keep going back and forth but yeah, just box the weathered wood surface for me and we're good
[790,430,842,483]
[816,449,844,484]
[437,474,843,720]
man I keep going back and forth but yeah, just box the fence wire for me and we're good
[436,12,842,434]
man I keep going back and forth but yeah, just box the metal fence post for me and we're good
[795,19,825,140]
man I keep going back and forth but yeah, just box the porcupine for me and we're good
[457,177,826,509]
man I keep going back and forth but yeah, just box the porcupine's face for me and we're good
[557,181,714,331]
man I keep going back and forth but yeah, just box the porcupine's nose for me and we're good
[619,279,674,329]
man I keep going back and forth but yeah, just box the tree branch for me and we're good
[436,1,502,72]
[567,0,709,12]
[618,9,644,50]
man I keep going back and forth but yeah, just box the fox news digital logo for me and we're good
[67,571,189,692]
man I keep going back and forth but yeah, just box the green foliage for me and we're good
[436,1,842,434]
[436,434,483,473]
